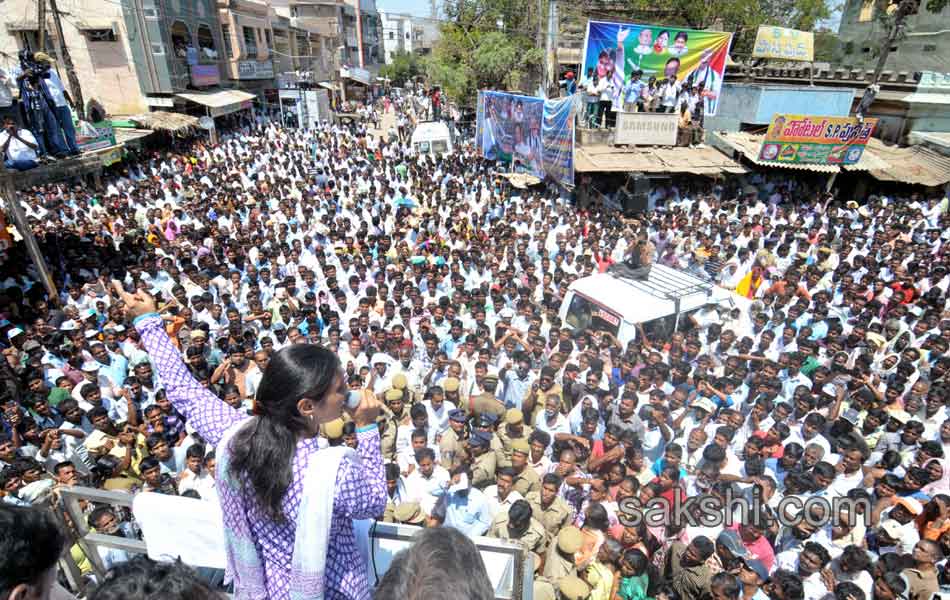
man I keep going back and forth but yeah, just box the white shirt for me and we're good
[482,485,524,522]
[0,129,39,162]
[403,465,450,515]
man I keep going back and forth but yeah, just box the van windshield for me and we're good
[416,142,430,153]
[565,294,621,337]
[432,140,449,153]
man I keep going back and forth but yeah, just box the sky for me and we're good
[377,0,440,18]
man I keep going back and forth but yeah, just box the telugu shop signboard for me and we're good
[758,114,877,165]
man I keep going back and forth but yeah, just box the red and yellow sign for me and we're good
[758,114,877,165]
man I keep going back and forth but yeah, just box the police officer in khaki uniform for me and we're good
[474,413,507,468]
[558,575,591,600]
[439,409,468,470]
[379,388,405,462]
[487,499,549,557]
[391,372,411,403]
[442,376,463,411]
[497,408,533,466]
[526,473,574,539]
[392,501,427,527]
[510,439,542,497]
[469,373,507,422]
[467,429,497,490]
[542,526,582,584]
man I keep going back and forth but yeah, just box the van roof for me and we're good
[411,121,451,142]
[567,264,741,324]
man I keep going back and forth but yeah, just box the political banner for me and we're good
[579,20,732,116]
[476,91,575,186]
[752,26,814,62]
[758,114,878,165]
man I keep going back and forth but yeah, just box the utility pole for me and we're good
[48,0,85,120]
[856,0,918,120]
[37,0,47,52]
[537,0,545,93]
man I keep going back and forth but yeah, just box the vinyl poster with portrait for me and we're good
[579,20,732,116]
[476,91,575,186]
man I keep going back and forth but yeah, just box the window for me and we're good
[196,24,217,59]
[564,294,621,338]
[296,34,310,56]
[389,31,394,39]
[142,7,158,18]
[221,24,234,58]
[151,42,165,55]
[170,21,191,59]
[86,28,117,42]
[265,29,272,49]
[243,26,258,58]
[858,0,875,21]
[862,46,872,53]
[923,44,937,52]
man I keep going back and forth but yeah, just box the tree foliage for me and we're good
[379,51,422,86]
[425,0,545,106]
[623,0,832,55]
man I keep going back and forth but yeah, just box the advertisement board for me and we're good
[752,26,814,62]
[615,112,678,146]
[76,120,117,152]
[758,114,878,165]
[237,60,274,80]
[476,91,575,186]
[190,64,221,87]
[580,20,732,116]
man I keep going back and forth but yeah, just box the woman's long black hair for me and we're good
[228,344,340,522]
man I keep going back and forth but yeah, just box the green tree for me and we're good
[380,51,423,86]
[624,0,831,55]
[425,0,546,106]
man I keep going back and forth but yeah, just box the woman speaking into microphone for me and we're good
[114,282,386,600]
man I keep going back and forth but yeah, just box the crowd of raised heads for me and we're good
[0,92,948,600]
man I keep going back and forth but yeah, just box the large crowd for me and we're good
[0,91,949,600]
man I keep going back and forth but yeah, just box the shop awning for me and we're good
[575,144,747,175]
[5,20,39,31]
[175,90,257,117]
[113,128,154,145]
[709,130,840,173]
[318,81,340,91]
[74,19,116,31]
[843,138,950,187]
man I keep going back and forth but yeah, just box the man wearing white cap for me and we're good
[370,352,395,395]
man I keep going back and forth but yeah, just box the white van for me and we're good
[411,121,454,155]
[558,264,750,347]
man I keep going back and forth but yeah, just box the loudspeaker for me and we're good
[622,176,650,215]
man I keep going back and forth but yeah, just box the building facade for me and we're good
[217,0,276,95]
[836,0,950,72]
[379,12,439,64]
[120,0,227,103]
[0,0,182,115]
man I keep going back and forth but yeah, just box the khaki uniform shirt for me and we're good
[470,392,507,422]
[471,449,497,490]
[439,427,464,470]
[511,465,542,497]
[903,567,939,600]
[497,425,533,467]
[487,514,549,557]
[526,491,574,538]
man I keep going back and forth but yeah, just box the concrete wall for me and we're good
[837,0,950,72]
[716,83,855,126]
